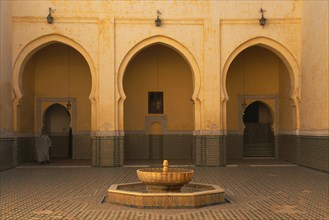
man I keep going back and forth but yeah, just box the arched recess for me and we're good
[243,101,275,157]
[221,37,300,131]
[117,35,202,132]
[12,34,97,132]
[43,103,72,159]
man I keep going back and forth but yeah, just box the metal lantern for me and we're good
[259,14,266,26]
[47,8,53,24]
[155,15,161,27]
[259,8,267,27]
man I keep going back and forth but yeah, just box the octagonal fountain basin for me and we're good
[107,160,225,208]
[137,168,194,192]
[108,182,226,209]
[136,160,194,192]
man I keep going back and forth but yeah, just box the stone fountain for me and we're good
[108,160,225,208]
[136,160,194,192]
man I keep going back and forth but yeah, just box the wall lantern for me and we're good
[259,8,267,26]
[155,10,162,27]
[47,7,54,24]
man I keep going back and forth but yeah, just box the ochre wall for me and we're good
[123,45,194,132]
[20,57,35,133]
[279,61,295,131]
[21,43,92,132]
[0,0,13,137]
[300,1,329,133]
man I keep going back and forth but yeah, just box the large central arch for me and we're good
[116,35,202,133]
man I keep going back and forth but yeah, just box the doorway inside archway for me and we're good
[226,46,293,161]
[44,104,72,159]
[243,101,274,157]
[18,42,92,166]
[123,44,195,165]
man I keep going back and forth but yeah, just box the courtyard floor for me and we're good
[0,160,328,220]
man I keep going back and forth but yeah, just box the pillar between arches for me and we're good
[193,130,226,166]
[91,134,123,167]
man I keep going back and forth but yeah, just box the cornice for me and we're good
[220,18,301,25]
[114,18,204,25]
[12,16,100,24]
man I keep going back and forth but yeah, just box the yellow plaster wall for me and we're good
[0,0,13,136]
[300,1,329,133]
[150,122,162,135]
[279,62,295,131]
[20,57,35,133]
[123,45,193,131]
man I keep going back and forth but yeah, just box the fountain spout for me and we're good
[163,160,169,172]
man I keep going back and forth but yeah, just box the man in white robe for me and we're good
[37,130,52,164]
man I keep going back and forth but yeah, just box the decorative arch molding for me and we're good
[12,34,97,132]
[237,95,278,134]
[37,97,76,135]
[117,35,202,131]
[222,36,300,130]
[145,115,167,134]
[12,34,97,102]
[222,37,300,102]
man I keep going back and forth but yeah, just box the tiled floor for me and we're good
[0,161,328,220]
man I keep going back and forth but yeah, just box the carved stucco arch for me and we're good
[221,36,300,130]
[117,35,202,131]
[12,34,97,131]
[246,100,274,125]
[13,34,97,101]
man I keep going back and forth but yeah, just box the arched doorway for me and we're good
[225,45,294,160]
[17,42,92,164]
[123,44,195,165]
[243,101,274,157]
[44,104,72,159]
